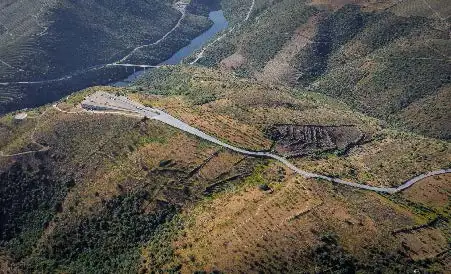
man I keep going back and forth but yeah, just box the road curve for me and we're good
[116,2,188,64]
[0,2,185,86]
[80,92,451,194]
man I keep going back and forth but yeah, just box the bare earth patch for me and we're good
[266,124,363,157]
[396,227,448,260]
[256,15,321,85]
[401,173,451,210]
[220,53,246,71]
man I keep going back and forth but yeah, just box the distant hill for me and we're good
[0,0,178,81]
[0,0,212,113]
[195,0,451,140]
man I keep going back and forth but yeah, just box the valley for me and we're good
[0,0,449,273]
[0,0,222,114]
[196,0,451,140]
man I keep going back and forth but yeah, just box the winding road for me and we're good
[78,91,451,194]
[2,0,449,194]
[0,2,187,86]
[1,0,256,85]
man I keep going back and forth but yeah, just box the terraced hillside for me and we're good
[0,0,214,113]
[0,0,180,80]
[192,0,451,140]
[1,66,449,272]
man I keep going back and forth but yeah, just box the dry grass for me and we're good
[220,53,246,71]
[133,67,449,190]
[0,254,20,274]
[59,130,215,220]
[295,130,451,187]
[169,165,422,272]
[0,108,46,155]
[198,150,245,181]
[256,14,322,84]
[398,85,451,140]
[401,173,451,211]
[390,0,446,19]
[2,66,449,272]
[396,227,448,260]
[174,176,322,272]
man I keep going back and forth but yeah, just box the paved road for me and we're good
[116,2,188,64]
[80,92,451,194]
[0,2,185,86]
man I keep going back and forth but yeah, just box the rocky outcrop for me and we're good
[266,124,363,157]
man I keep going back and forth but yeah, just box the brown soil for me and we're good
[220,53,246,71]
[396,227,448,260]
[401,173,451,210]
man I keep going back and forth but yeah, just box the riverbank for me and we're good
[0,6,223,114]
[113,10,228,86]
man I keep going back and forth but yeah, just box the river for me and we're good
[112,10,228,86]
[0,10,228,114]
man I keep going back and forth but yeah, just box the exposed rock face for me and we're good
[266,124,363,157]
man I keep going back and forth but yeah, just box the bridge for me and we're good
[107,63,160,69]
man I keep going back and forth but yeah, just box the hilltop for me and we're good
[0,66,450,272]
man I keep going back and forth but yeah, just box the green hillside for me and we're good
[194,0,450,140]
[0,66,450,272]
[0,0,213,113]
[0,0,450,272]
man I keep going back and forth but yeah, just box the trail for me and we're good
[0,62,163,86]
[115,3,188,64]
[422,0,448,24]
[189,26,236,65]
[0,59,24,72]
[245,0,256,21]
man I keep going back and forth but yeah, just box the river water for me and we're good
[113,10,228,86]
[0,10,228,114]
